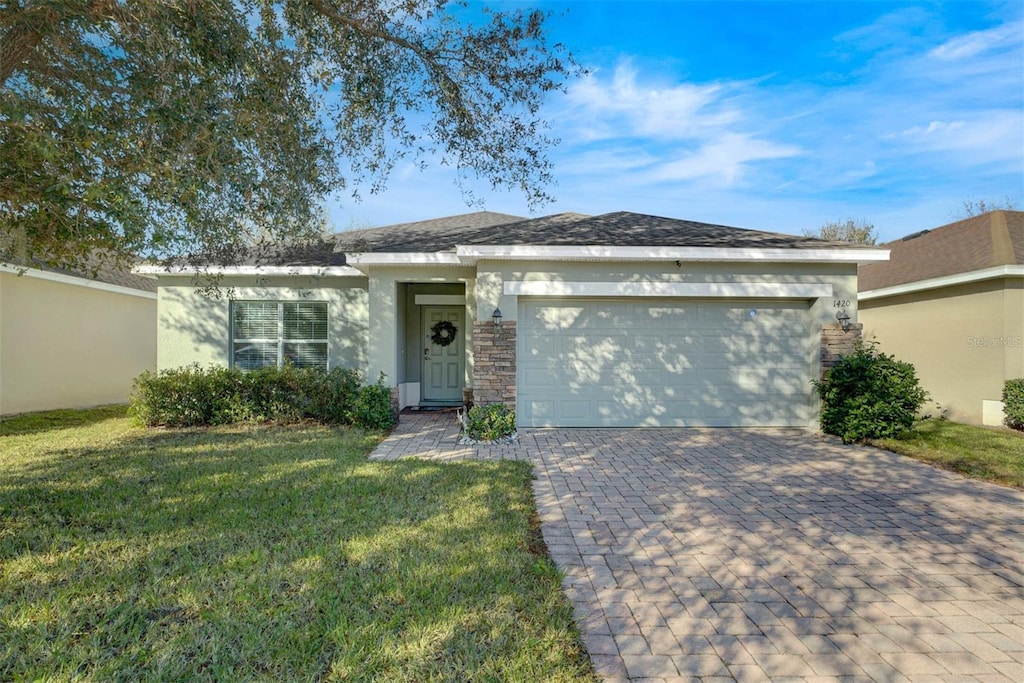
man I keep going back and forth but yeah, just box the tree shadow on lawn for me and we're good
[1,426,593,681]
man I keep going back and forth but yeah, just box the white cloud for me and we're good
[929,21,1024,61]
[650,134,801,185]
[894,111,1023,166]
[564,63,741,141]
[896,120,966,138]
[557,63,797,186]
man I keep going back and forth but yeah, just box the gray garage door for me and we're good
[517,298,813,427]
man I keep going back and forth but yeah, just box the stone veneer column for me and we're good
[820,322,863,377]
[389,386,400,423]
[472,320,516,407]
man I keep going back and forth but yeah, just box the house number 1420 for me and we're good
[833,299,851,308]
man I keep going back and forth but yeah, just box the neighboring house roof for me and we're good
[2,252,157,293]
[859,210,1024,292]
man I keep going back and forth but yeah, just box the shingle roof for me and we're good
[226,209,875,267]
[334,210,866,252]
[859,210,1024,291]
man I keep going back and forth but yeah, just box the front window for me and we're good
[231,301,328,370]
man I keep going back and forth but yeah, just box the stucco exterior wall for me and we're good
[0,272,156,414]
[859,278,1023,424]
[156,275,369,375]
[473,260,860,327]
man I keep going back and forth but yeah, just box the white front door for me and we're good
[421,307,465,403]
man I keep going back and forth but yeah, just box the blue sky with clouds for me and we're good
[328,0,1024,242]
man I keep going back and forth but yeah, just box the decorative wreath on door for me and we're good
[430,320,458,347]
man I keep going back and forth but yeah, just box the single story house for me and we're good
[140,211,887,428]
[1,258,157,415]
[859,210,1023,426]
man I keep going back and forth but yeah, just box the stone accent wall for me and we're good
[389,386,400,423]
[820,322,863,377]
[472,320,516,407]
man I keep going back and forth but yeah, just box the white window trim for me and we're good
[503,280,833,299]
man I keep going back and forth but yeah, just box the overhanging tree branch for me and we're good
[1,0,580,274]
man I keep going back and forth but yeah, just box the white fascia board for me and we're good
[344,252,462,266]
[504,280,833,299]
[460,244,889,264]
[133,264,364,277]
[1,264,158,300]
[859,265,1024,301]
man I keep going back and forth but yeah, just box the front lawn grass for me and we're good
[869,419,1024,488]
[0,408,593,681]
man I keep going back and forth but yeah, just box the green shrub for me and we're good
[465,403,516,441]
[813,340,928,443]
[130,364,241,427]
[307,368,362,424]
[350,373,396,431]
[1004,378,1024,431]
[130,364,375,429]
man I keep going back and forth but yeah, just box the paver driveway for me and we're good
[371,414,1024,682]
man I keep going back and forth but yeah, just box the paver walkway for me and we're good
[370,413,1024,682]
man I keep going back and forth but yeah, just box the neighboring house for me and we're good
[859,210,1024,426]
[0,258,157,415]
[139,211,886,428]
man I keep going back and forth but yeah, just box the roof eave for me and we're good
[3,263,157,299]
[133,264,365,277]
[859,265,1024,300]
[454,245,889,264]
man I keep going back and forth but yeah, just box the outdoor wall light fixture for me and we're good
[492,307,503,331]
[835,309,851,332]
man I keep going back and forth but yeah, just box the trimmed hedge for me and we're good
[1005,378,1024,431]
[130,364,394,430]
[814,340,928,443]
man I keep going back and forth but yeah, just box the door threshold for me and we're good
[411,402,462,411]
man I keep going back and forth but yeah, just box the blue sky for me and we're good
[328,0,1024,242]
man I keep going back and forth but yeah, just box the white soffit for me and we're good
[504,281,833,299]
[133,264,364,277]
[460,244,888,264]
[859,265,1024,301]
[1,264,158,300]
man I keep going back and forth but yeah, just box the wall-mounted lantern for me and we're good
[492,307,503,331]
[835,309,851,332]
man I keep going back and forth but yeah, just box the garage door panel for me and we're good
[525,304,586,331]
[518,297,812,427]
[631,304,697,328]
